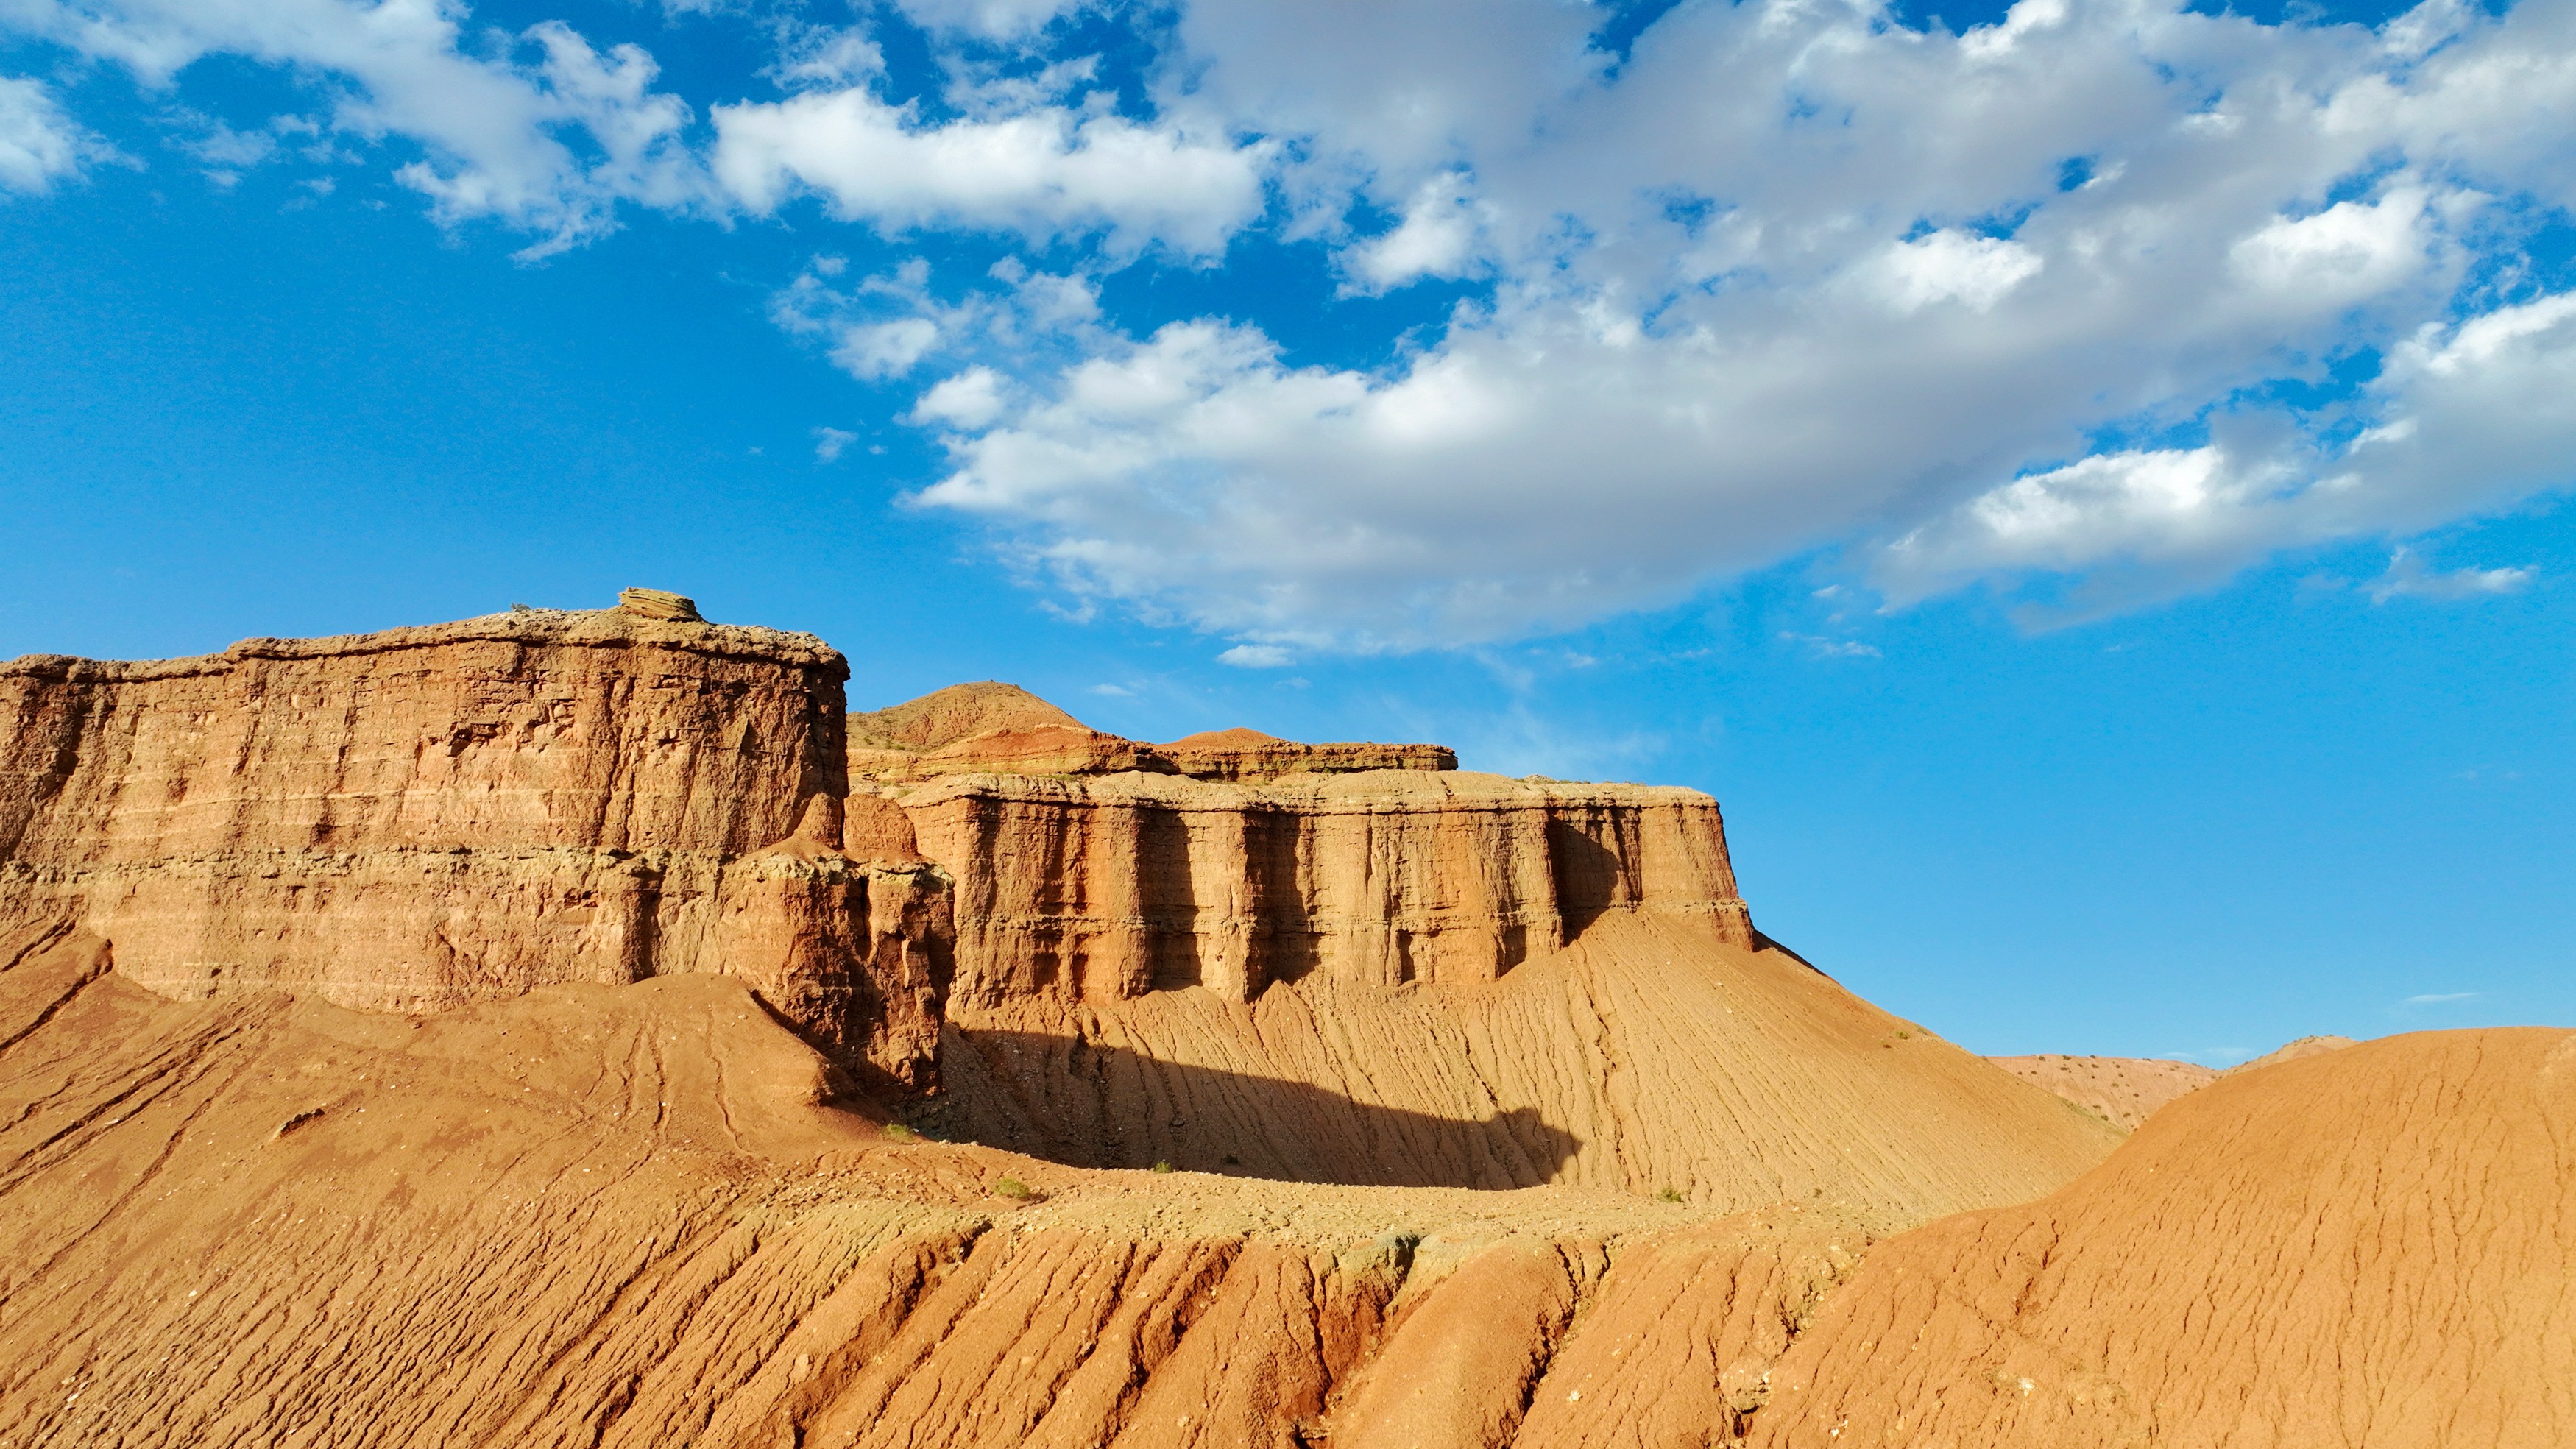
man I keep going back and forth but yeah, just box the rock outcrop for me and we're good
[0,606,949,1089]
[2230,1032,2360,1072]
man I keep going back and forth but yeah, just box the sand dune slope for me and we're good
[1741,1028,2576,1448]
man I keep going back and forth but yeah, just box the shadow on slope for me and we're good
[927,1026,1583,1190]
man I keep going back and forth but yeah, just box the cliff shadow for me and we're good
[1547,818,1625,944]
[921,1026,1585,1191]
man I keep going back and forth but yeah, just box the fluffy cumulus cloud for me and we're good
[710,88,1266,256]
[7,0,2575,646]
[903,0,2576,645]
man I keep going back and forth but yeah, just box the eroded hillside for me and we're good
[3,598,2563,1448]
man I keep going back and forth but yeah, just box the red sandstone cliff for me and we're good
[0,606,949,1090]
[900,770,1753,1006]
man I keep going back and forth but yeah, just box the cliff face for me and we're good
[0,614,1747,1103]
[0,609,949,1088]
[899,770,1755,1007]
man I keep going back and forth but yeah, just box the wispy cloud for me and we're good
[2403,991,2480,1005]
[2364,548,2534,603]
[1780,631,1881,659]
[1217,643,1292,668]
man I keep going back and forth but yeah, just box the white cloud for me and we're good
[1344,170,1485,292]
[1875,447,2290,600]
[813,425,857,461]
[10,0,2575,647]
[1,1,707,252]
[1875,287,2576,610]
[2227,188,2432,311]
[711,85,1267,255]
[894,0,1088,42]
[0,74,113,194]
[1217,642,1294,667]
[2364,547,2533,602]
[835,317,941,380]
[770,253,1105,391]
[1876,230,2045,313]
[2403,991,2479,1004]
[913,366,1009,428]
[1780,632,1884,659]
[882,0,2576,645]
[771,27,885,91]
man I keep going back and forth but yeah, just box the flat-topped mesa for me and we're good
[899,769,1757,1009]
[0,600,949,1091]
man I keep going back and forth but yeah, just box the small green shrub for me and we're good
[1657,1186,1685,1204]
[994,1176,1032,1201]
[1150,1160,1175,1174]
[881,1122,919,1141]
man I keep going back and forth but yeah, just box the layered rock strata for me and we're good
[0,609,1762,1116]
[1155,727,1454,784]
[0,607,949,1088]
[900,770,1755,1006]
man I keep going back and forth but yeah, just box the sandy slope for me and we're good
[943,913,2117,1219]
[1746,1028,2576,1448]
[4,917,2567,1447]
[0,921,1848,1448]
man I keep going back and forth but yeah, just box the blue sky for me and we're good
[3,0,2570,1062]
